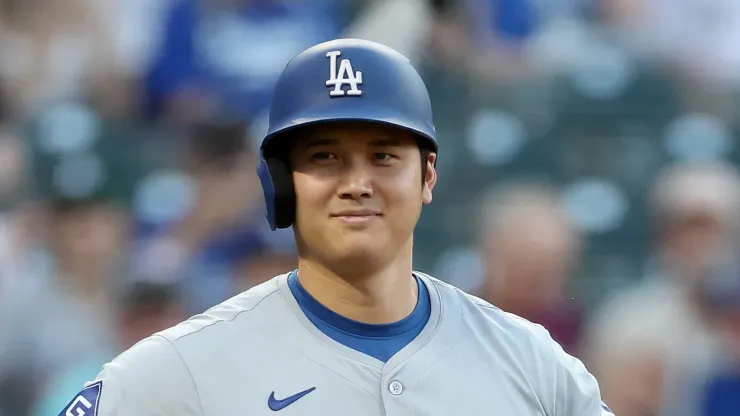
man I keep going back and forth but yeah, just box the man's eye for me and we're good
[311,152,335,160]
[374,153,395,161]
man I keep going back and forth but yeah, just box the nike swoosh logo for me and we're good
[268,387,316,411]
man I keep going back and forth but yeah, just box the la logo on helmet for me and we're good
[325,50,363,97]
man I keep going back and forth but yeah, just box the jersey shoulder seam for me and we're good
[463,290,550,335]
[153,334,206,415]
[169,285,281,343]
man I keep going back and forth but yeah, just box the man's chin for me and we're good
[325,238,388,266]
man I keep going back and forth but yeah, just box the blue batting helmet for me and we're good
[257,38,437,230]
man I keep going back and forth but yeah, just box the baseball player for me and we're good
[60,38,614,415]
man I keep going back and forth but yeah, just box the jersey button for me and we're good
[389,380,403,395]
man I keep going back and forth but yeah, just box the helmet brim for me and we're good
[261,101,437,156]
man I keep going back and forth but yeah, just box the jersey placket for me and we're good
[378,274,463,416]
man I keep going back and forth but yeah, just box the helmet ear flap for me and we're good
[258,156,296,230]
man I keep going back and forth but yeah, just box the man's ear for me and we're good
[422,153,437,204]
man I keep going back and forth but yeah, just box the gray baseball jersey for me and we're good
[61,272,614,415]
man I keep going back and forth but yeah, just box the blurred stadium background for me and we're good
[2,0,740,414]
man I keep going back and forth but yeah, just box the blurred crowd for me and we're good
[1,0,740,415]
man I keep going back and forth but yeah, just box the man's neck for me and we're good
[296,254,418,325]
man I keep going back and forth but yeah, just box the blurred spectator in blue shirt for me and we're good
[145,0,341,124]
[131,120,296,314]
[697,249,740,416]
[469,0,541,46]
[463,0,542,82]
[463,0,590,82]
[702,371,740,416]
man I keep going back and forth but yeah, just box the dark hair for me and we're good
[419,145,432,183]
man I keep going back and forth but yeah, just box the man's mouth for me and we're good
[330,209,382,223]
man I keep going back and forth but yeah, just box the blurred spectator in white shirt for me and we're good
[583,161,740,416]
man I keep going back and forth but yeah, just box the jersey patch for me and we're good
[59,381,102,416]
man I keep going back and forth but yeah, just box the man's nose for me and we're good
[337,162,373,200]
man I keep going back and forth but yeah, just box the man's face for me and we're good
[289,122,436,272]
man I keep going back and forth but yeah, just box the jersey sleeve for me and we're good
[532,325,615,416]
[551,349,615,416]
[58,335,203,416]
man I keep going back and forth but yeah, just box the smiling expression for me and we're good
[288,122,436,271]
